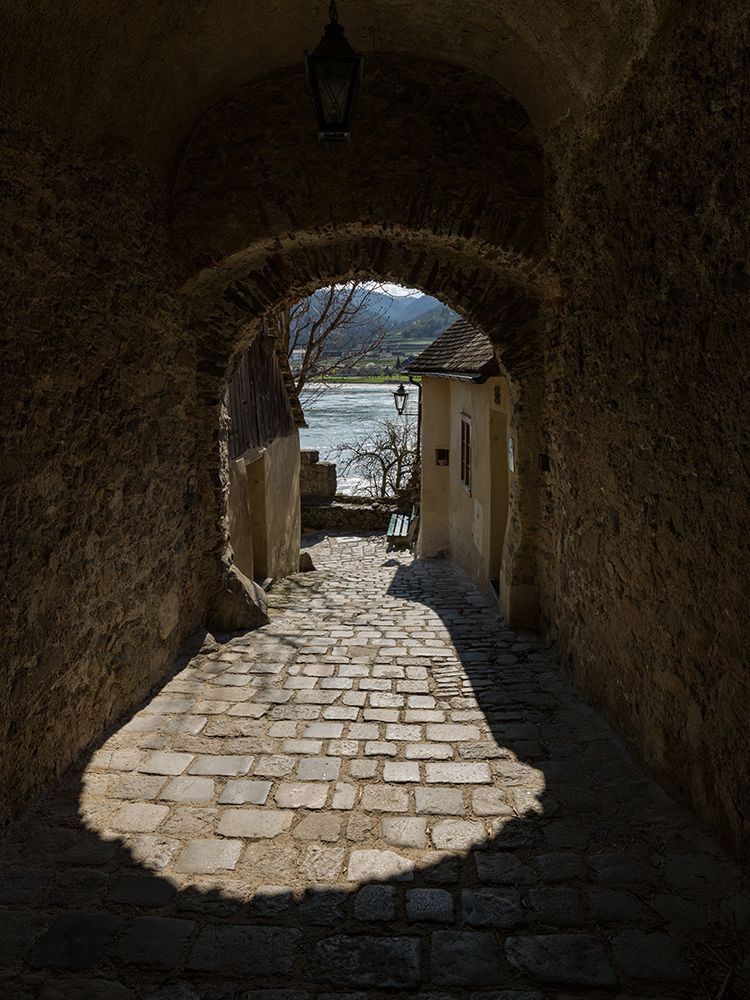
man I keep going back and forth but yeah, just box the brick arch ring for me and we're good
[179,225,559,630]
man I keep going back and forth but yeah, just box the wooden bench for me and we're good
[387,505,419,550]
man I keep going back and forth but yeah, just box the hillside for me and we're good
[293,285,458,360]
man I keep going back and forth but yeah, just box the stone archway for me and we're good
[178,227,556,635]
[168,56,557,631]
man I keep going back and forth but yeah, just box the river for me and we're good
[299,382,419,493]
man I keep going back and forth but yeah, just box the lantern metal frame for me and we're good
[305,0,364,143]
[393,382,409,416]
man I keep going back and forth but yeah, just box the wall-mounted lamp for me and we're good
[305,1,364,143]
[393,383,408,416]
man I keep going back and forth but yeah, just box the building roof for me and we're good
[405,317,499,380]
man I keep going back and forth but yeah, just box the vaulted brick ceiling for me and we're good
[3,0,669,171]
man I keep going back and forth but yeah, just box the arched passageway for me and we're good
[1,0,748,919]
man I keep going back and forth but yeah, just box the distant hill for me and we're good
[292,285,458,358]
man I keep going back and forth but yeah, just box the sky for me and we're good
[378,282,421,297]
[337,280,422,298]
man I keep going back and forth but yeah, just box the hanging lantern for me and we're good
[393,383,408,416]
[305,1,364,143]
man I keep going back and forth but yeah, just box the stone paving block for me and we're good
[341,691,367,706]
[364,707,400,722]
[589,887,644,922]
[0,912,48,965]
[219,778,272,805]
[347,814,376,841]
[31,912,123,970]
[472,787,514,816]
[299,846,346,881]
[612,931,691,980]
[408,695,437,708]
[112,916,194,967]
[432,819,487,850]
[283,738,324,754]
[406,742,454,760]
[382,816,429,848]
[285,676,317,689]
[217,808,293,838]
[49,869,109,908]
[160,775,215,802]
[349,759,378,779]
[385,723,422,742]
[187,754,252,776]
[468,993,543,1000]
[254,754,295,777]
[406,887,454,922]
[474,852,533,884]
[384,761,421,783]
[312,935,421,988]
[109,802,169,832]
[430,930,501,986]
[360,678,392,691]
[505,935,618,986]
[108,773,166,800]
[362,784,410,812]
[0,871,47,904]
[227,702,270,718]
[127,834,181,870]
[427,723,482,743]
[324,705,360,720]
[188,925,302,975]
[298,886,348,924]
[405,709,446,723]
[529,887,585,926]
[364,740,397,756]
[321,676,355,689]
[293,813,342,841]
[354,884,398,921]
[276,781,329,809]
[107,872,177,906]
[328,739,359,756]
[162,806,218,835]
[250,885,295,917]
[369,693,404,708]
[138,751,194,775]
[173,838,242,874]
[415,787,465,815]
[533,851,586,881]
[490,817,538,848]
[267,721,297,736]
[462,888,522,928]
[332,781,357,809]
[425,762,491,783]
[348,849,415,882]
[348,723,380,740]
[304,721,344,739]
[297,756,341,781]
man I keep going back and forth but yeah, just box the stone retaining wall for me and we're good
[302,496,399,533]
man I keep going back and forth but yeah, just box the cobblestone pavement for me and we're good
[1,533,748,999]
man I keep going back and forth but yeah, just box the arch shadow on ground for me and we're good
[0,533,747,1000]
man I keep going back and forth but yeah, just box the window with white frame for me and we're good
[460,414,472,492]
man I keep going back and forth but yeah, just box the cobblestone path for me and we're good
[1,534,748,999]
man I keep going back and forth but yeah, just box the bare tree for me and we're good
[333,414,418,500]
[269,281,392,400]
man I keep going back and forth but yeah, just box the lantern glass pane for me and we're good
[315,59,355,124]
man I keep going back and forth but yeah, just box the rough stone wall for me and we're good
[542,1,750,853]
[300,450,337,504]
[302,499,398,533]
[0,118,218,823]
